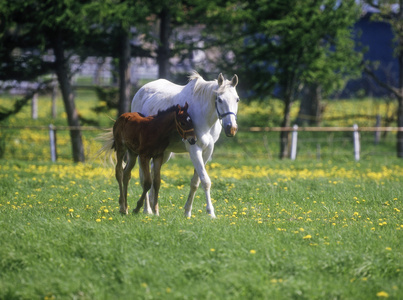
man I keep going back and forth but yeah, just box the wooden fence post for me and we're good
[375,114,381,145]
[353,124,360,161]
[49,124,57,162]
[290,124,298,160]
[32,93,38,120]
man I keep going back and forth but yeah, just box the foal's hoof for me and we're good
[120,209,128,215]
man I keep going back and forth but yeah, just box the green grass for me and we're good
[0,92,402,299]
[1,157,402,299]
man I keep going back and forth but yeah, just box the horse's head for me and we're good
[216,73,239,137]
[175,102,197,145]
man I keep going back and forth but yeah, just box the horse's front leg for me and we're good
[184,169,200,218]
[185,143,215,218]
[133,156,152,214]
[151,156,163,216]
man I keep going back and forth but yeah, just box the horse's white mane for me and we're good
[188,71,218,100]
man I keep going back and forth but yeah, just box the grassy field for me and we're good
[0,91,402,299]
[1,156,402,299]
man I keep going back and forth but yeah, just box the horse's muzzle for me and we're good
[225,123,238,137]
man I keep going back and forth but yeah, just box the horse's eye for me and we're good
[237,98,240,103]
[217,97,223,103]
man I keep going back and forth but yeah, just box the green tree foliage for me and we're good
[85,0,151,116]
[0,0,95,162]
[364,0,403,157]
[207,0,362,158]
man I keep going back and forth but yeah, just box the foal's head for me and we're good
[175,102,197,145]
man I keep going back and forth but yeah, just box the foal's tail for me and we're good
[96,129,116,165]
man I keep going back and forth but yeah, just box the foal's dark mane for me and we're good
[156,105,178,117]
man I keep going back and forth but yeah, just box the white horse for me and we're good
[131,71,239,218]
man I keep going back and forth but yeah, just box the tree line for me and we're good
[1,0,402,161]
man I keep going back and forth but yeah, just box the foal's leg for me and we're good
[133,157,152,214]
[115,147,128,214]
[139,163,152,215]
[146,152,172,214]
[122,151,137,213]
[151,156,163,216]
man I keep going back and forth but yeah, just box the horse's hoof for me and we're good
[120,210,128,215]
[208,212,216,219]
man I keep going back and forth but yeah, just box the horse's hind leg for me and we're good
[151,156,163,216]
[133,157,152,214]
[123,151,137,213]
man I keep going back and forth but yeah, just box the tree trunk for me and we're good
[279,98,292,159]
[297,84,322,126]
[118,28,131,117]
[157,7,171,79]
[52,31,85,163]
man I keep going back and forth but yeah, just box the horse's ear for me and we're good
[184,102,189,111]
[217,73,224,86]
[176,104,181,112]
[231,74,238,87]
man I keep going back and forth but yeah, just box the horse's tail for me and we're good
[96,129,116,166]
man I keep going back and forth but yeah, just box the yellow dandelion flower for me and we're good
[250,250,256,254]
[69,208,74,212]
[303,235,312,239]
[96,219,101,222]
[210,248,215,252]
[385,247,392,251]
[376,291,389,298]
